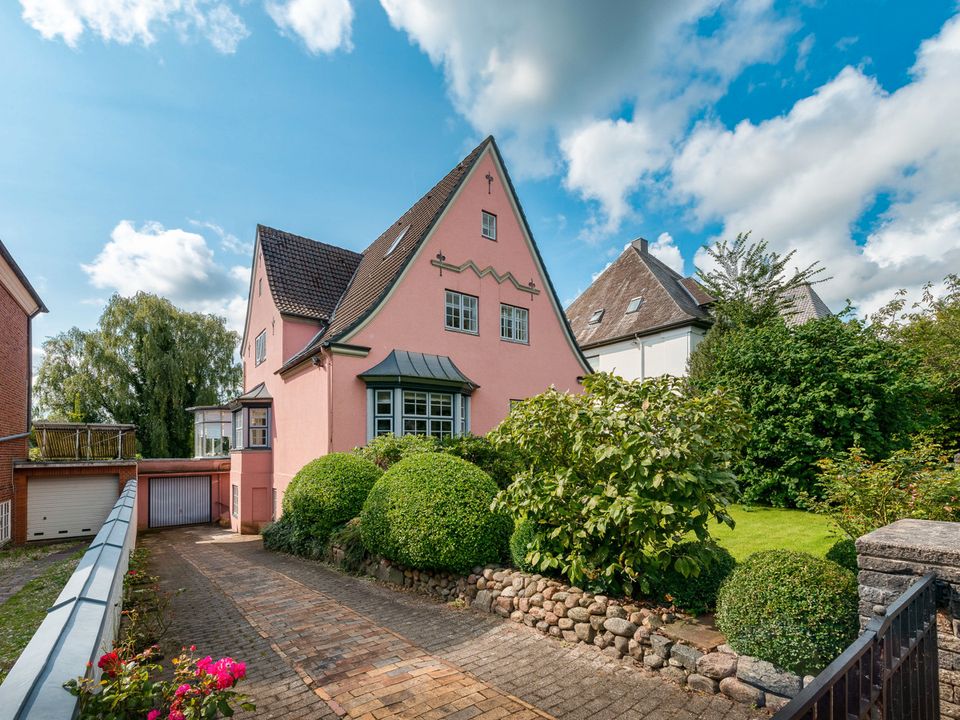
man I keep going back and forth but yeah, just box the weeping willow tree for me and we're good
[35,293,241,458]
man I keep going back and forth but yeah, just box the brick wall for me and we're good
[0,281,30,539]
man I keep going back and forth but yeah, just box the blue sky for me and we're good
[2,0,959,355]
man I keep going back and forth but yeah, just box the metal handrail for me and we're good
[772,572,938,720]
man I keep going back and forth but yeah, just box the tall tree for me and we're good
[696,231,827,328]
[35,293,241,458]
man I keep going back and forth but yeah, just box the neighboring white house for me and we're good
[566,238,831,381]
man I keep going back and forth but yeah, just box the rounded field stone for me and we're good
[603,617,638,638]
[687,674,719,694]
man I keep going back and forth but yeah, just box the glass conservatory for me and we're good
[188,406,232,457]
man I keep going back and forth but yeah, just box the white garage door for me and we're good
[27,475,119,540]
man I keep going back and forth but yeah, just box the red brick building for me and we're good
[0,240,47,546]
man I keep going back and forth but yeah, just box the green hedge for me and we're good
[825,538,858,574]
[716,550,858,675]
[360,452,510,571]
[281,453,383,553]
[657,542,736,615]
[440,434,524,489]
[354,434,439,469]
[509,518,538,572]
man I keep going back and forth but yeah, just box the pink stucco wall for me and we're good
[328,148,586,451]
[229,449,273,534]
[234,144,587,518]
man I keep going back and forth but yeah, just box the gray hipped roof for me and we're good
[358,350,478,392]
[781,284,832,325]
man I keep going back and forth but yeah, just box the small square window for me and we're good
[626,296,644,313]
[500,304,528,343]
[248,408,269,447]
[588,309,604,324]
[445,290,479,334]
[481,211,497,240]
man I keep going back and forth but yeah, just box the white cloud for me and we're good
[189,219,251,255]
[650,233,685,274]
[82,220,248,330]
[18,0,250,53]
[795,33,815,72]
[266,0,353,54]
[673,13,960,311]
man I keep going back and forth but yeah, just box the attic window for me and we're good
[588,309,604,324]
[626,296,644,313]
[385,225,410,257]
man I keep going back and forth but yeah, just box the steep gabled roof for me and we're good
[782,283,832,325]
[325,137,492,341]
[257,225,362,322]
[567,239,712,349]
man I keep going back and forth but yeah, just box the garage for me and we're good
[27,475,120,540]
[149,475,211,528]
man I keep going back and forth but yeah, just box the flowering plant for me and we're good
[65,645,254,719]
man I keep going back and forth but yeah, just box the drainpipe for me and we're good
[0,432,29,445]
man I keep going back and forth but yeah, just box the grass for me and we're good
[0,541,80,578]
[709,505,841,562]
[0,551,83,683]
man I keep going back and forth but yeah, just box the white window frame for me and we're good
[255,330,267,366]
[445,290,479,334]
[374,389,394,436]
[247,407,270,448]
[232,409,244,450]
[0,500,10,546]
[626,296,644,313]
[500,303,529,344]
[231,484,239,519]
[481,210,497,240]
[402,390,455,439]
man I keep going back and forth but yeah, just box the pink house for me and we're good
[228,136,590,533]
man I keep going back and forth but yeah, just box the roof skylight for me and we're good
[385,225,410,257]
[588,309,604,324]
[626,296,644,313]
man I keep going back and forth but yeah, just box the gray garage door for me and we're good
[149,476,211,528]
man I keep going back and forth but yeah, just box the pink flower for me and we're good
[168,711,184,720]
[174,684,191,697]
[195,656,213,676]
[147,711,160,720]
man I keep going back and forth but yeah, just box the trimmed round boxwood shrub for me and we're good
[282,453,383,550]
[657,542,737,615]
[716,550,858,675]
[509,518,538,572]
[826,538,858,574]
[360,452,511,572]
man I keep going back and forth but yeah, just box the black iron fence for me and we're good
[773,572,939,720]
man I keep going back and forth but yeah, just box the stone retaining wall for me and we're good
[336,551,808,712]
[857,519,960,719]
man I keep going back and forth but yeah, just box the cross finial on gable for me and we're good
[485,172,493,194]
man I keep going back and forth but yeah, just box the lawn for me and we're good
[0,551,83,683]
[709,505,841,562]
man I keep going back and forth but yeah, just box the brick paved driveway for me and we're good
[144,527,763,720]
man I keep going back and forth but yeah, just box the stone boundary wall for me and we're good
[333,550,810,712]
[857,519,960,719]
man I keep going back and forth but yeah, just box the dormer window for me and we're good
[481,211,497,240]
[626,296,644,313]
[385,225,410,257]
[588,309,604,324]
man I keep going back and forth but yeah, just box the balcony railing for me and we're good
[32,422,137,461]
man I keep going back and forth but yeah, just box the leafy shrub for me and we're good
[811,438,959,538]
[354,434,439,469]
[327,517,369,573]
[509,518,538,572]
[716,550,858,675]
[262,515,296,554]
[282,453,382,552]
[826,538,858,574]
[440,434,524,489]
[491,372,748,595]
[690,314,931,506]
[360,453,510,571]
[657,542,737,615]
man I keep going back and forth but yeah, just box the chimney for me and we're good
[631,237,648,253]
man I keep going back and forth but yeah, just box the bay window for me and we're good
[230,405,271,450]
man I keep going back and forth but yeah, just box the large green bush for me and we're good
[490,372,748,595]
[811,438,959,539]
[440,434,524,489]
[360,453,510,571]
[354,434,439,469]
[716,550,858,675]
[656,542,737,615]
[690,315,930,506]
[282,453,382,552]
[825,538,858,574]
[261,515,295,553]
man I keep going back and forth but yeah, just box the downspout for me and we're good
[326,350,334,452]
[0,433,30,445]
